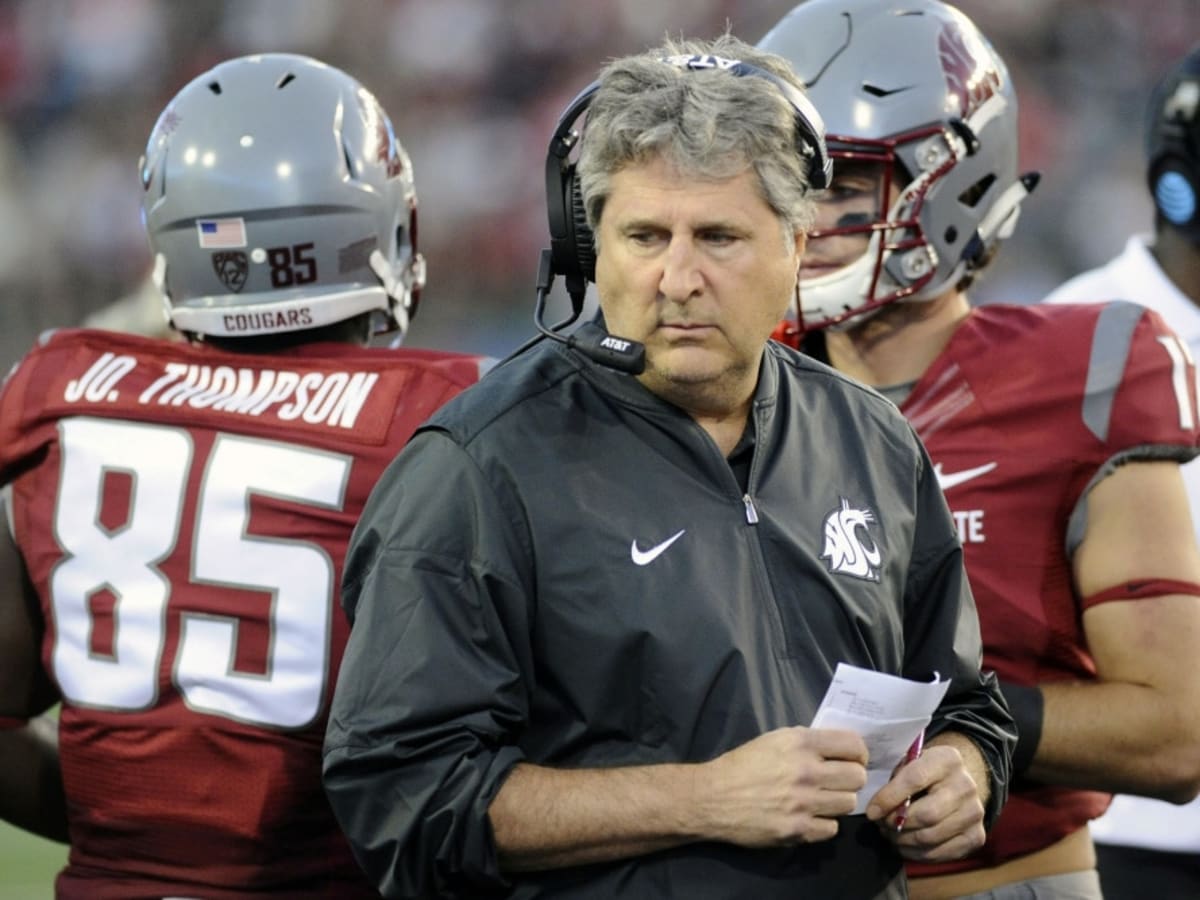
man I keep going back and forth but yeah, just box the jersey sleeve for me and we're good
[1102,303,1200,458]
[323,429,530,898]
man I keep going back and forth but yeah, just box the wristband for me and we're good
[998,681,1043,775]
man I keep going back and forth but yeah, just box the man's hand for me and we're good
[701,726,869,846]
[865,733,988,862]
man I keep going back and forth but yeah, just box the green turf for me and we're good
[0,822,65,899]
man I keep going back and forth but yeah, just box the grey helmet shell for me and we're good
[759,0,1034,329]
[140,53,424,340]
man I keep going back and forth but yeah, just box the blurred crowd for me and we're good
[0,0,1195,370]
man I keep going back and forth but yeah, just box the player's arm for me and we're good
[1016,459,1200,801]
[0,500,67,840]
[0,714,67,842]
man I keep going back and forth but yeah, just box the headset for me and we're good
[527,54,832,374]
[1147,45,1200,239]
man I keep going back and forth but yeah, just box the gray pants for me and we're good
[951,869,1103,900]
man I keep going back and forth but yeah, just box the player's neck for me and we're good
[824,290,971,389]
[1151,228,1200,306]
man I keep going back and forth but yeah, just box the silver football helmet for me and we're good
[140,53,424,340]
[759,0,1036,331]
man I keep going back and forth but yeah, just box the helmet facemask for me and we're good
[795,128,951,332]
[759,0,1037,340]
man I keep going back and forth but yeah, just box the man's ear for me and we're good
[793,229,807,265]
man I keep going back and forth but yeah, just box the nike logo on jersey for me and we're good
[631,529,686,566]
[934,461,997,492]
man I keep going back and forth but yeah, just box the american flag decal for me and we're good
[197,218,247,249]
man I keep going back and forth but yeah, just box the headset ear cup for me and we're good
[1151,155,1200,228]
[570,175,596,283]
[550,162,582,285]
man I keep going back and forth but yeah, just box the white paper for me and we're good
[810,662,951,814]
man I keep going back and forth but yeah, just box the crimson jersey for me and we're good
[897,303,1200,874]
[0,328,488,899]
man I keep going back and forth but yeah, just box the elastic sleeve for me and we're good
[901,442,1017,830]
[997,681,1043,775]
[323,430,535,898]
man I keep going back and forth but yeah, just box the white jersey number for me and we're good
[50,417,349,729]
[1159,334,1200,431]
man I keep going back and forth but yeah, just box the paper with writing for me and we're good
[811,663,951,814]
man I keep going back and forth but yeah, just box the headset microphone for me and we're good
[531,249,646,374]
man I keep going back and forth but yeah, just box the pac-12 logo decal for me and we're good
[212,251,248,293]
[821,497,883,582]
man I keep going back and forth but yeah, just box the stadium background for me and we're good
[0,0,1193,894]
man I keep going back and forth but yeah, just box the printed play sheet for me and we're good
[811,663,951,813]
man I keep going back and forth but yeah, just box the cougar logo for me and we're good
[358,90,406,178]
[821,497,883,582]
[938,20,1002,120]
[212,251,248,293]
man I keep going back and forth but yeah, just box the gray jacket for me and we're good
[323,339,1015,899]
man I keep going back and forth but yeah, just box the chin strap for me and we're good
[770,280,805,349]
[369,248,421,338]
[770,319,803,349]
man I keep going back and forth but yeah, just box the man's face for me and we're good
[594,154,803,412]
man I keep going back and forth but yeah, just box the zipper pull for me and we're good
[742,494,759,524]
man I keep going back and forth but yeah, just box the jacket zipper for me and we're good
[742,493,759,524]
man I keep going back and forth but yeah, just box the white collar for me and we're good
[1117,235,1200,339]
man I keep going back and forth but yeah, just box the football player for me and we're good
[1044,43,1200,900]
[760,3,1200,898]
[0,53,489,898]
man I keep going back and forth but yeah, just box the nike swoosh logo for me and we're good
[863,83,914,98]
[934,461,998,492]
[631,529,686,566]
